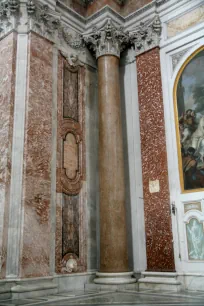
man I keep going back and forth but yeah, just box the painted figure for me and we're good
[177,50,204,190]
[187,219,204,260]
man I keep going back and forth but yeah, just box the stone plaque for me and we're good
[184,202,202,214]
[64,133,78,180]
[149,180,160,193]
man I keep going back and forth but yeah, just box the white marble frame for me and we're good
[160,15,204,273]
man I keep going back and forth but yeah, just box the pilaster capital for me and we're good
[129,15,162,56]
[27,0,61,41]
[83,18,129,59]
[0,0,20,38]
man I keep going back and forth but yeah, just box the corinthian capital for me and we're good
[83,18,129,59]
[0,0,19,38]
[129,15,162,56]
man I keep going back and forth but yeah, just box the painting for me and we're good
[186,218,204,260]
[176,49,204,191]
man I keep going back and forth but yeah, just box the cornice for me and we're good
[0,0,198,60]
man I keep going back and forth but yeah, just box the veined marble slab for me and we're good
[167,4,204,38]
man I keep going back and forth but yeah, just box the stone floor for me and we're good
[1,289,204,306]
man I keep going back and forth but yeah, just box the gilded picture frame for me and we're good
[174,46,204,193]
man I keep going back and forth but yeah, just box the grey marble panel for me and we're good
[1,290,204,306]
[85,65,99,271]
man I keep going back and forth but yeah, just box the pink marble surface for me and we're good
[20,33,53,278]
[0,33,17,278]
[122,0,152,16]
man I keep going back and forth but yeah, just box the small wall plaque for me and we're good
[149,180,160,193]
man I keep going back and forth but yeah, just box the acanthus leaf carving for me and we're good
[129,15,162,56]
[8,0,19,13]
[27,0,61,41]
[83,18,129,59]
[61,28,85,50]
[171,47,192,72]
[0,0,19,37]
[27,0,36,15]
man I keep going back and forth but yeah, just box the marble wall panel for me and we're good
[20,33,53,278]
[86,0,121,17]
[167,5,204,38]
[60,0,86,16]
[0,33,17,278]
[55,53,86,274]
[122,0,152,16]
[63,67,78,120]
[62,194,79,257]
[85,65,99,271]
[136,48,175,271]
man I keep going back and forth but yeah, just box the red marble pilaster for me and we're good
[0,33,17,278]
[136,48,175,271]
[20,33,53,278]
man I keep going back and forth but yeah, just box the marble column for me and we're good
[84,19,135,284]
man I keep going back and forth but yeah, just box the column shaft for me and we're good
[98,55,128,273]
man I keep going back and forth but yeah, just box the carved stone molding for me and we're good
[60,50,84,69]
[83,18,129,59]
[60,123,84,195]
[156,0,170,6]
[27,1,61,42]
[61,28,84,50]
[129,15,162,56]
[0,0,19,38]
[60,50,84,68]
[171,47,192,72]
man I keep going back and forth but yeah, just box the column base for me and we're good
[94,272,136,285]
[138,272,182,292]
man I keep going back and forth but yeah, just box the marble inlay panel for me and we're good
[167,5,204,38]
[63,66,78,121]
[136,48,175,271]
[64,133,78,179]
[0,33,17,278]
[20,33,53,277]
[186,218,204,260]
[55,53,86,274]
[62,194,79,257]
